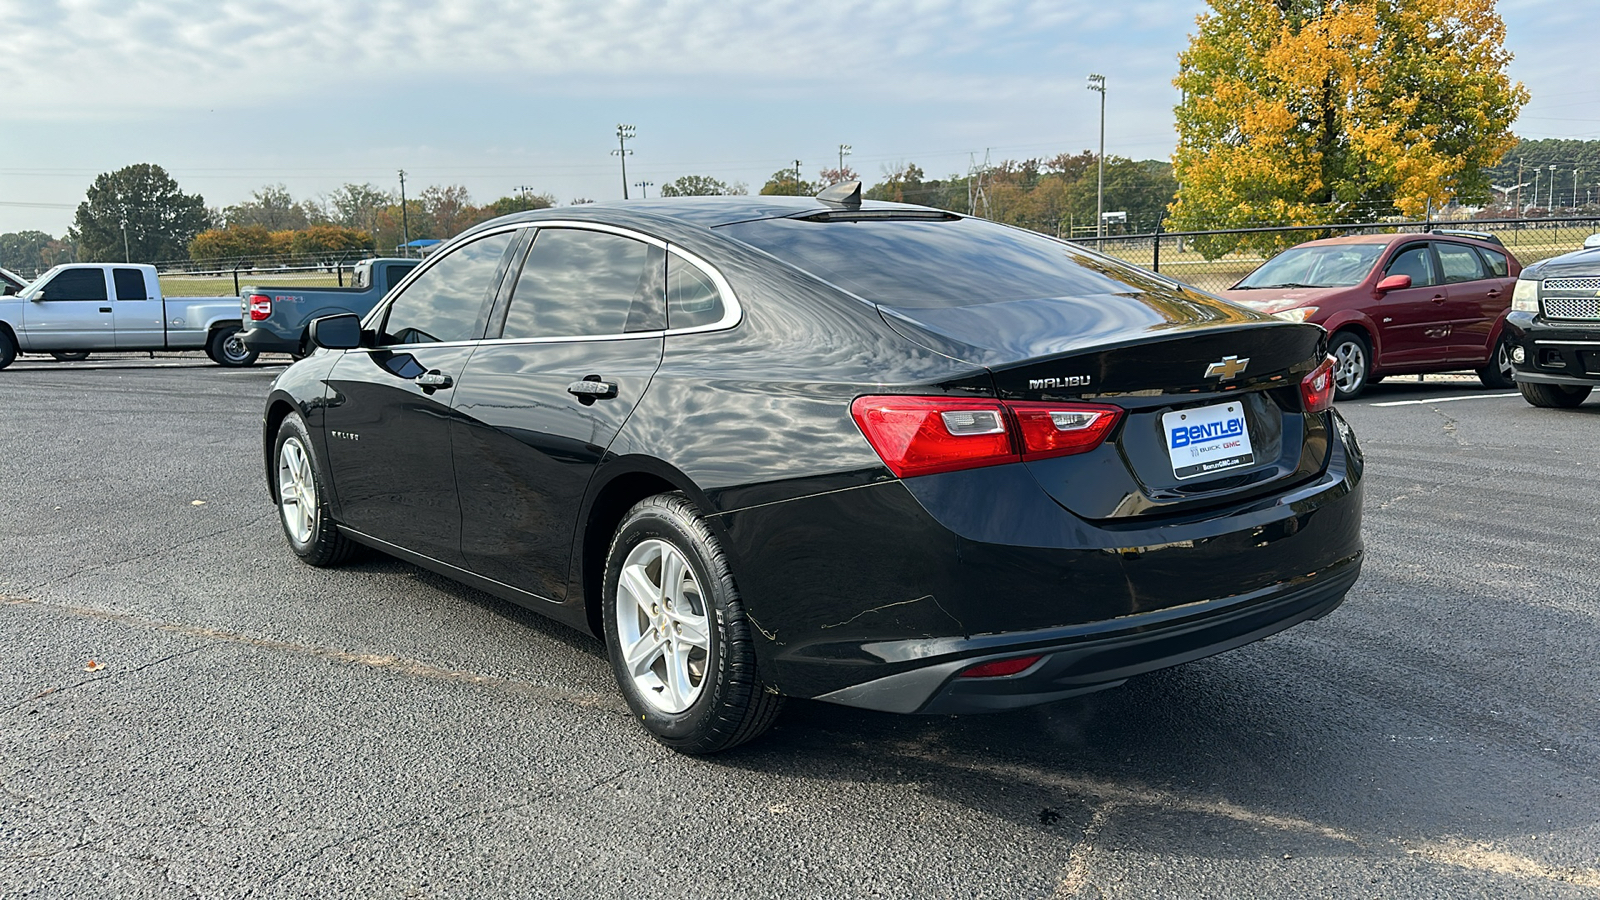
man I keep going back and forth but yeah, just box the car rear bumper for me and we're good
[814,553,1358,714]
[241,326,300,355]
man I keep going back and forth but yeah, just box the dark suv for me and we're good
[1216,232,1522,400]
[1505,235,1600,408]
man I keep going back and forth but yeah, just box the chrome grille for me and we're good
[1542,296,1600,320]
[1543,276,1600,293]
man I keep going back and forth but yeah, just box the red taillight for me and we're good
[959,655,1043,678]
[1300,356,1335,413]
[248,294,272,321]
[851,396,1123,478]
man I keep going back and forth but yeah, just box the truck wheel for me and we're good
[1519,381,1591,409]
[603,493,783,754]
[274,413,355,566]
[1476,334,1516,389]
[207,325,258,367]
[0,331,15,371]
[50,351,90,362]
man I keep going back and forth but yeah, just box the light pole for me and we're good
[1574,169,1581,211]
[613,124,636,199]
[1532,168,1540,209]
[838,144,852,178]
[398,169,410,256]
[1550,165,1558,210]
[1086,73,1107,239]
[634,181,653,199]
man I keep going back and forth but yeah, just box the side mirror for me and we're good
[1376,274,1411,293]
[307,313,364,351]
[1584,233,1600,249]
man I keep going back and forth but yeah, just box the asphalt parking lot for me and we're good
[2,355,1598,898]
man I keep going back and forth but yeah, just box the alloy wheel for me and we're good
[1332,340,1366,395]
[614,538,711,714]
[277,436,316,544]
[222,332,253,364]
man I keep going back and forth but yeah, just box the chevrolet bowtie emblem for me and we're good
[1205,355,1250,381]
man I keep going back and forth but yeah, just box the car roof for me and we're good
[491,196,940,230]
[1293,231,1507,251]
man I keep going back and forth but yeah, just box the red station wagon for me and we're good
[1215,232,1522,400]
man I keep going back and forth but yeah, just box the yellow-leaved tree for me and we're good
[1170,0,1527,256]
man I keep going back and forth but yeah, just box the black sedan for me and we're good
[263,186,1364,753]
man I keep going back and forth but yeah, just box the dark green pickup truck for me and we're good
[238,257,418,357]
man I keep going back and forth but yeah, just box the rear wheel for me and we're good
[1328,331,1371,401]
[603,493,783,754]
[207,325,258,367]
[274,414,355,566]
[50,351,90,362]
[0,331,15,370]
[1477,334,1516,389]
[1518,381,1592,409]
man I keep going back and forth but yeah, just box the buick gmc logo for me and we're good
[1171,416,1245,449]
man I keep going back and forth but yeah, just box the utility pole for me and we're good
[1516,158,1524,212]
[1550,164,1559,210]
[838,144,852,177]
[1087,73,1107,239]
[613,124,636,199]
[634,181,653,199]
[794,160,804,194]
[1574,169,1581,211]
[398,169,410,257]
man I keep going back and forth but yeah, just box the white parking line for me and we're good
[1368,393,1520,407]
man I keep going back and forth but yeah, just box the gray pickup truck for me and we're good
[0,263,253,370]
[238,258,418,357]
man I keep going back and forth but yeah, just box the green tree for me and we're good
[225,184,324,229]
[0,230,67,275]
[1171,0,1527,256]
[480,192,557,217]
[327,183,394,234]
[659,175,745,197]
[759,167,816,197]
[69,163,212,263]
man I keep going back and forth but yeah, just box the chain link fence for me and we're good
[1069,216,1600,294]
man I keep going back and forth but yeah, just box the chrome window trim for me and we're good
[1533,340,1600,346]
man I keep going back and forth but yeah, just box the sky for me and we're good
[0,0,1594,237]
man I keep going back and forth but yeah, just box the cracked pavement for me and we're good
[2,363,1599,898]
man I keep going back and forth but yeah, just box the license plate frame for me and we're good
[1162,402,1255,480]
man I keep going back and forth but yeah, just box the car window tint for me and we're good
[667,252,725,329]
[112,268,147,301]
[501,229,660,339]
[42,269,107,301]
[1384,244,1437,287]
[383,263,412,295]
[1435,243,1486,283]
[720,215,1169,308]
[1476,247,1509,278]
[380,232,514,345]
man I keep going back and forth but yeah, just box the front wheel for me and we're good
[50,351,90,362]
[207,325,258,367]
[0,331,15,370]
[1328,331,1371,401]
[273,414,355,566]
[1476,334,1516,389]
[603,493,783,754]
[1519,381,1592,409]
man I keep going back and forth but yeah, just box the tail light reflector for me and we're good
[1301,356,1335,413]
[851,396,1124,478]
[960,655,1043,678]
[248,294,273,321]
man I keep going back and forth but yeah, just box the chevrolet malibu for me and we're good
[263,186,1364,753]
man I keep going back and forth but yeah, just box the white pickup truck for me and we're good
[0,263,256,370]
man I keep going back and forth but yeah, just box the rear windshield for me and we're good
[719,215,1168,308]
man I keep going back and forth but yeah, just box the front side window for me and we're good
[1384,244,1438,287]
[379,232,515,345]
[1436,243,1487,283]
[113,268,147,301]
[40,269,107,302]
[667,252,725,329]
[500,228,663,339]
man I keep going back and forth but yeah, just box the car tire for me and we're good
[0,331,16,371]
[207,325,259,368]
[273,413,355,566]
[50,351,90,362]
[1328,331,1371,401]
[603,493,783,754]
[1518,381,1592,409]
[1476,334,1516,389]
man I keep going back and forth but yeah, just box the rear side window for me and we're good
[1384,244,1438,287]
[667,251,725,329]
[1477,247,1509,278]
[720,215,1165,308]
[379,232,515,345]
[499,228,664,339]
[113,268,147,301]
[1436,243,1486,283]
[41,269,107,302]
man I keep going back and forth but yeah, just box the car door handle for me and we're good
[100,307,112,313]
[1430,294,1446,303]
[1486,289,1502,298]
[415,370,452,389]
[567,379,618,399]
